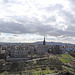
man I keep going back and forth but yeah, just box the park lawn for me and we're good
[61,54,73,58]
[22,68,53,75]
[59,58,72,63]
[29,70,53,75]
[0,70,53,75]
[43,70,53,74]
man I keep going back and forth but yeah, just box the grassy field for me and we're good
[0,68,53,75]
[0,70,53,75]
[22,68,53,75]
[59,58,72,63]
[61,54,73,58]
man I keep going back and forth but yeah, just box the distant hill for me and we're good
[34,41,75,46]
[0,42,75,46]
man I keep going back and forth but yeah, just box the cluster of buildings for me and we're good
[0,45,6,54]
[0,37,75,59]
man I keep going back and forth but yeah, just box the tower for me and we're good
[43,36,46,45]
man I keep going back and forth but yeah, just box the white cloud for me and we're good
[0,0,75,43]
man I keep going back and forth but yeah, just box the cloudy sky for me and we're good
[0,0,75,43]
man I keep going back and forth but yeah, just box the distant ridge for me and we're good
[0,42,75,46]
[34,41,75,46]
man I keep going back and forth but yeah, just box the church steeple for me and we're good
[43,36,46,45]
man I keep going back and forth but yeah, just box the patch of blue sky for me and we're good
[5,33,12,36]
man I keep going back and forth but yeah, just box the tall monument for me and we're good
[43,36,46,45]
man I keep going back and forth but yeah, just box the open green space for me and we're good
[61,54,73,58]
[23,69,53,75]
[0,68,53,75]
[23,67,53,75]
[59,58,72,63]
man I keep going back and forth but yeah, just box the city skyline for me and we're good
[0,0,75,44]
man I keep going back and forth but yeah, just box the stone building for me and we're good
[0,45,6,54]
[9,45,28,58]
[35,44,62,55]
[7,44,35,58]
[48,45,62,54]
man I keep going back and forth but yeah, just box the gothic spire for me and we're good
[43,36,46,45]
